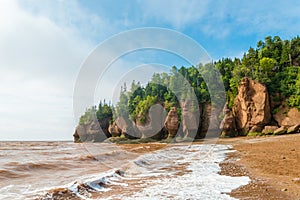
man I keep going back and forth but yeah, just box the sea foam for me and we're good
[115,144,250,200]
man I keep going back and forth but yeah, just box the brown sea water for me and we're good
[0,141,250,200]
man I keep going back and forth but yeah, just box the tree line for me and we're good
[79,35,300,125]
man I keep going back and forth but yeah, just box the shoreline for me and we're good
[218,134,300,199]
[115,135,300,199]
[13,135,299,199]
[78,134,300,199]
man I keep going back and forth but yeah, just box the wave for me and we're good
[3,162,74,173]
[37,169,126,200]
[33,145,200,199]
[0,169,29,179]
[1,144,250,200]
[77,155,98,162]
[34,148,185,199]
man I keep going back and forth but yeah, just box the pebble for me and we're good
[281,188,288,191]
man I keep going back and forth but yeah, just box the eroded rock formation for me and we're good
[108,121,122,137]
[164,107,179,139]
[220,107,238,137]
[136,104,166,139]
[287,124,300,134]
[74,77,300,142]
[181,100,199,138]
[262,126,279,134]
[274,106,300,127]
[233,77,271,135]
[73,119,111,142]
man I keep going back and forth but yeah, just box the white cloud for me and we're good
[0,0,94,140]
[18,0,111,42]
[2,0,300,140]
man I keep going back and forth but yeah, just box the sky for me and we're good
[1,0,300,141]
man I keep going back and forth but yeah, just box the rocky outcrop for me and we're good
[164,107,179,139]
[136,104,166,139]
[220,107,238,137]
[73,119,111,142]
[274,106,300,127]
[108,121,122,137]
[262,126,279,134]
[287,124,300,134]
[196,103,210,138]
[233,77,271,135]
[274,126,287,135]
[74,76,300,142]
[73,129,81,143]
[107,116,135,138]
[181,100,199,138]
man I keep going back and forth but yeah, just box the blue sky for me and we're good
[1,0,300,140]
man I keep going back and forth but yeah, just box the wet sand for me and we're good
[218,134,300,199]
[114,135,300,199]
[35,135,300,199]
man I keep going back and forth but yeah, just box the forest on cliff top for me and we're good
[79,35,300,125]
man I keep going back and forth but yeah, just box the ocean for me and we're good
[0,141,250,200]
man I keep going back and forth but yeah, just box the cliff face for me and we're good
[232,77,271,135]
[136,104,166,139]
[74,77,300,142]
[181,100,199,138]
[73,117,112,142]
[221,77,300,136]
[164,107,179,139]
[220,107,238,137]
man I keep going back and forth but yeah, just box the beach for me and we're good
[0,134,299,199]
[218,134,300,199]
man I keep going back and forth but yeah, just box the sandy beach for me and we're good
[114,134,300,199]
[111,134,300,199]
[2,135,299,199]
[218,134,300,199]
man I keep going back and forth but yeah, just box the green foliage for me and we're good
[254,57,277,85]
[247,132,264,137]
[133,95,157,124]
[287,72,300,109]
[96,101,113,121]
[79,101,113,125]
[79,35,300,131]
[79,106,97,125]
[115,84,130,118]
[272,107,280,114]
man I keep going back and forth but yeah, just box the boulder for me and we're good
[262,126,279,135]
[274,106,300,127]
[233,77,271,135]
[249,125,264,133]
[273,126,287,135]
[287,124,300,134]
[164,107,179,139]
